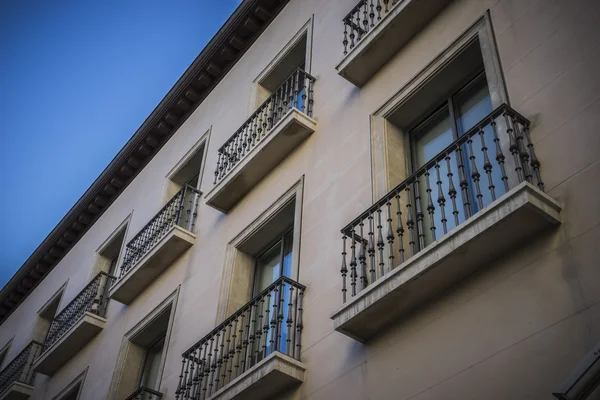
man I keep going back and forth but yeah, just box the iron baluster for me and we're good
[395,191,405,263]
[386,199,395,271]
[467,134,484,210]
[341,235,348,302]
[435,161,448,234]
[358,221,368,288]
[368,212,376,284]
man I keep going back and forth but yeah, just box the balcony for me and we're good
[33,272,113,376]
[331,104,561,342]
[0,341,42,400]
[175,277,306,400]
[125,387,163,400]
[205,68,316,213]
[337,0,452,87]
[110,186,200,305]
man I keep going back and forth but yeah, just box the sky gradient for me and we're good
[0,0,241,287]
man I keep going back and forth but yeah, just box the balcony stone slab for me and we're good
[332,182,561,342]
[205,109,316,213]
[337,0,451,87]
[209,352,305,400]
[33,312,106,376]
[0,382,35,400]
[109,225,195,305]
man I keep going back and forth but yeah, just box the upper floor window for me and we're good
[139,335,166,391]
[253,230,293,295]
[411,71,499,244]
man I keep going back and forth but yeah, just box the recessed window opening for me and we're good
[253,229,294,296]
[382,36,506,248]
[249,228,295,362]
[410,70,499,246]
[34,287,64,344]
[164,140,206,235]
[169,144,204,191]
[255,32,308,108]
[59,384,80,400]
[96,226,127,278]
[0,341,11,369]
[130,307,170,392]
[111,300,174,399]
[139,335,166,391]
[52,369,87,400]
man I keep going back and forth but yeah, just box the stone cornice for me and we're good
[0,0,290,325]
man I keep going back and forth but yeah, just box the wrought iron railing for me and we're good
[342,0,400,55]
[213,67,315,185]
[43,272,114,352]
[0,341,42,395]
[175,277,306,400]
[125,387,164,400]
[118,185,201,280]
[339,104,544,302]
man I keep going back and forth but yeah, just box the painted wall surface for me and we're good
[0,0,599,399]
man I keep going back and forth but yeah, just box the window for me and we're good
[253,18,313,110]
[139,336,166,391]
[109,293,177,399]
[370,15,509,202]
[34,286,65,343]
[94,218,129,278]
[216,178,304,323]
[166,138,206,199]
[52,369,87,400]
[410,72,501,244]
[253,230,293,295]
[59,385,80,400]
[251,230,295,360]
[165,136,207,232]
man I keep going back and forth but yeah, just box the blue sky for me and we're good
[0,0,241,287]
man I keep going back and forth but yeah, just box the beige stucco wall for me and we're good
[0,0,599,399]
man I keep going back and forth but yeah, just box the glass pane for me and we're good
[186,173,199,189]
[140,337,165,390]
[454,74,504,210]
[178,189,198,231]
[456,74,493,135]
[282,231,293,279]
[108,257,118,277]
[413,106,454,169]
[254,242,282,295]
[412,106,464,245]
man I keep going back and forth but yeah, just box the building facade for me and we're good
[0,0,599,399]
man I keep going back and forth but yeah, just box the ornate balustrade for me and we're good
[342,0,398,55]
[124,387,163,400]
[118,185,200,280]
[338,0,451,87]
[175,277,306,400]
[44,272,113,351]
[339,104,545,303]
[0,341,42,396]
[213,68,315,185]
[332,104,560,342]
